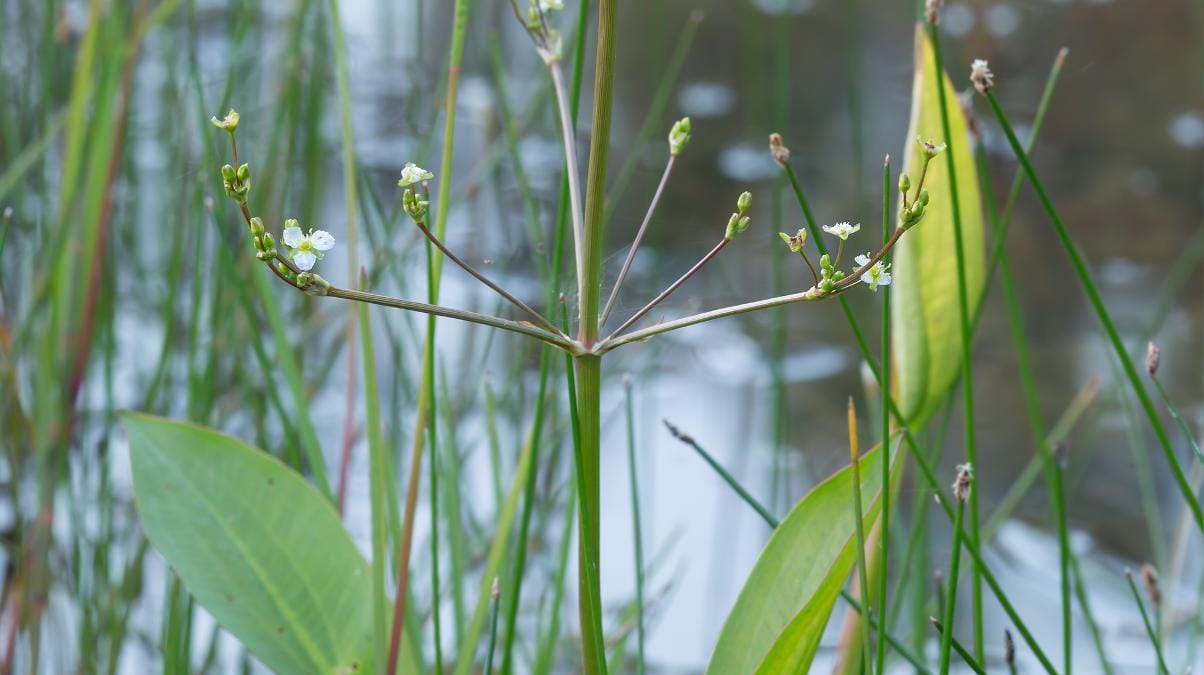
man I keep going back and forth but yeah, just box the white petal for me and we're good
[854,254,871,266]
[878,273,893,286]
[293,251,317,271]
[309,230,336,251]
[282,226,304,247]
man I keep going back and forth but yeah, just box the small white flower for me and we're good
[822,221,860,241]
[283,223,335,271]
[970,58,994,95]
[398,162,434,187]
[854,252,892,292]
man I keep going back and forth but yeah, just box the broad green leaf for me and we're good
[891,24,986,427]
[123,412,419,675]
[706,436,902,674]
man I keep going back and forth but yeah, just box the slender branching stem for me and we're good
[597,283,824,352]
[608,237,728,339]
[413,221,564,337]
[325,287,579,353]
[601,154,677,326]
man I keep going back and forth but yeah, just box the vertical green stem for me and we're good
[1126,570,1170,675]
[389,0,472,669]
[624,379,647,675]
[926,23,982,659]
[874,157,891,674]
[937,498,966,675]
[575,0,618,672]
[848,400,875,674]
[573,354,607,674]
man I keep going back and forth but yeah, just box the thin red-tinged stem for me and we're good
[336,336,359,515]
[600,155,677,326]
[608,237,728,339]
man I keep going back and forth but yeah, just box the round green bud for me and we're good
[898,174,911,194]
[250,217,265,236]
[737,191,752,215]
[237,163,250,181]
[221,164,236,181]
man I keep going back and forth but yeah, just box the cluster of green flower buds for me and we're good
[899,186,930,230]
[818,253,845,292]
[724,191,753,240]
[249,217,275,261]
[220,162,251,204]
[669,117,691,156]
[403,189,429,223]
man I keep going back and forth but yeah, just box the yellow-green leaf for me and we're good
[123,412,420,675]
[706,436,903,674]
[891,24,986,427]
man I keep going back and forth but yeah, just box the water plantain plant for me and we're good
[116,2,1202,674]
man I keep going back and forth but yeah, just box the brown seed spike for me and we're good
[925,0,942,25]
[952,464,973,504]
[768,133,791,166]
[1146,341,1161,378]
[1141,563,1162,609]
[1004,629,1016,667]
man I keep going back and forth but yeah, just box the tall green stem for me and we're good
[575,1,617,672]
[573,355,607,674]
[926,23,982,659]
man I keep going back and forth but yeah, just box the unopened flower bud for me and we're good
[237,163,250,181]
[1146,341,1161,378]
[249,217,265,236]
[736,190,752,215]
[919,189,930,206]
[296,272,312,286]
[403,188,429,222]
[668,117,692,155]
[724,213,750,240]
[898,174,911,195]
[819,254,833,272]
[221,164,236,182]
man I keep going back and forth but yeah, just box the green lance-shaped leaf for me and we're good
[706,435,903,674]
[123,412,419,675]
[891,24,986,427]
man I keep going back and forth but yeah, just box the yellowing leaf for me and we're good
[891,24,986,427]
